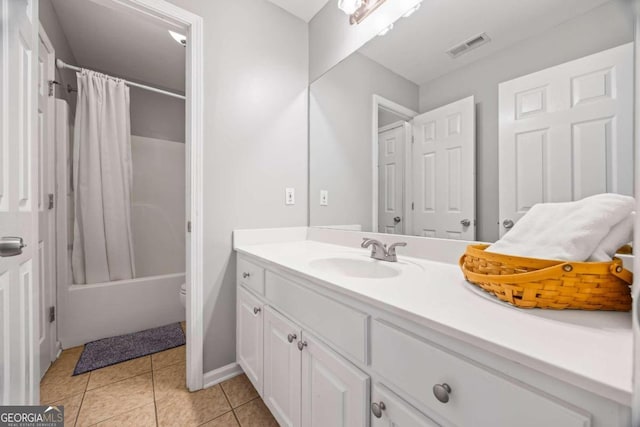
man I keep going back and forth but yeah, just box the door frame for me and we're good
[371,95,417,232]
[37,23,58,374]
[86,0,204,391]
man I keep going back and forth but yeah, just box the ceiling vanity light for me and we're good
[340,0,388,25]
[338,0,364,15]
[168,30,186,46]
[340,0,423,26]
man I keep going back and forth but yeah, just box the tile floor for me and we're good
[40,322,277,427]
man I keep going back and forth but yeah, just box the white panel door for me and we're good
[378,122,408,234]
[371,384,440,427]
[263,307,302,427]
[236,286,263,394]
[37,25,56,379]
[411,96,475,240]
[498,43,633,237]
[300,333,369,427]
[0,0,40,404]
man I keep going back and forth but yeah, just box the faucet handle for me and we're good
[386,242,407,260]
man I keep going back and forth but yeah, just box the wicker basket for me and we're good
[459,244,632,311]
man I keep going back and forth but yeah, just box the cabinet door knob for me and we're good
[433,383,452,403]
[253,307,261,315]
[297,340,307,351]
[371,401,386,418]
[460,219,471,227]
[242,272,251,279]
[287,333,297,343]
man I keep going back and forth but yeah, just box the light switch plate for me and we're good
[286,188,295,205]
[320,190,328,206]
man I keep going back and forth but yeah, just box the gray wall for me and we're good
[39,0,77,119]
[163,0,308,373]
[310,53,418,230]
[129,87,185,142]
[419,1,635,242]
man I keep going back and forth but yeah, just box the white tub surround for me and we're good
[233,227,631,427]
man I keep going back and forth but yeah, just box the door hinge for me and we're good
[187,221,192,233]
[48,193,54,210]
[49,306,55,323]
[411,202,414,210]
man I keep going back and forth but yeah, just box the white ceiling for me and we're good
[359,0,615,86]
[265,0,331,22]
[51,0,185,92]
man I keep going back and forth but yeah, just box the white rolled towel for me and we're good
[487,193,635,261]
[588,212,634,262]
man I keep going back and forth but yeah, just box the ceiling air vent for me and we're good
[446,33,491,58]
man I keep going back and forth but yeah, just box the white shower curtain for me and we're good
[72,70,136,284]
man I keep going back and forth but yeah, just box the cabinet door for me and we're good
[237,286,264,394]
[264,307,302,427]
[300,333,369,427]
[371,384,440,427]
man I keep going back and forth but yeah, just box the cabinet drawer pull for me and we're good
[242,272,251,279]
[371,401,386,418]
[433,383,452,403]
[287,333,297,343]
[297,340,307,351]
[253,307,261,315]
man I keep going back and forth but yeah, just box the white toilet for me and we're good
[179,283,186,308]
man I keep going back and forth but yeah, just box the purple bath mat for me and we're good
[73,323,185,375]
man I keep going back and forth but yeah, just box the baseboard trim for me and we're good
[202,362,243,388]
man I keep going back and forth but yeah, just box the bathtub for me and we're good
[58,273,185,348]
[55,100,186,349]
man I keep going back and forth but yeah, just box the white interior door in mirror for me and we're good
[378,122,410,234]
[411,96,476,240]
[498,43,634,237]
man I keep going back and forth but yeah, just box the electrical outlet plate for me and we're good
[320,190,328,206]
[286,188,295,205]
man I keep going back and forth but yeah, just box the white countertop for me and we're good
[235,238,633,406]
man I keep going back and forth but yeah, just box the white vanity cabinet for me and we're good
[237,265,370,427]
[263,306,302,427]
[235,252,631,427]
[236,285,264,394]
[300,333,370,427]
[371,384,440,427]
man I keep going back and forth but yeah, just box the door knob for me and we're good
[253,307,261,315]
[371,401,386,418]
[393,217,401,224]
[460,219,471,227]
[503,219,515,229]
[433,383,452,403]
[297,340,307,351]
[0,236,25,257]
[287,333,297,343]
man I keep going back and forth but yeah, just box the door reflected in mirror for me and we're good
[309,0,636,242]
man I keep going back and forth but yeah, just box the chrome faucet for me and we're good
[361,238,407,262]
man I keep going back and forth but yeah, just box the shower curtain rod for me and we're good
[56,59,186,101]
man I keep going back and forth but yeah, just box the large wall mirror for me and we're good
[309,0,636,243]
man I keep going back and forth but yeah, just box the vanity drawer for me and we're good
[265,271,368,364]
[237,256,265,295]
[371,320,590,427]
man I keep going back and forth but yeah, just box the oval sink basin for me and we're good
[308,257,401,279]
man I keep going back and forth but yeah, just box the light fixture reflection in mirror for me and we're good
[338,0,364,15]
